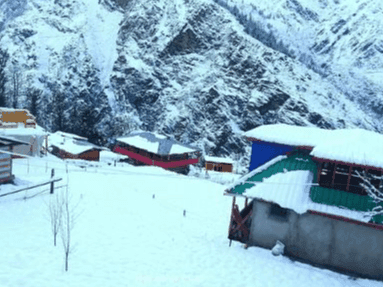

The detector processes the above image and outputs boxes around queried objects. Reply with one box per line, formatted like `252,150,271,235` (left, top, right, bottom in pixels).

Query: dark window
269,203,289,221
333,164,350,191
319,162,335,187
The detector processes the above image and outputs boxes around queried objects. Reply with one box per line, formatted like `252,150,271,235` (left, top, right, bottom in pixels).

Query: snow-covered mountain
0,0,382,171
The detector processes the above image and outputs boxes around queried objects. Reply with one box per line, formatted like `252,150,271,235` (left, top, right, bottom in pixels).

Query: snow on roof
54,131,87,141
310,129,383,169
117,135,159,154
116,132,200,155
226,155,287,192
0,124,47,136
204,155,234,164
169,144,196,154
49,131,104,155
244,124,332,147
245,124,383,169
243,170,371,223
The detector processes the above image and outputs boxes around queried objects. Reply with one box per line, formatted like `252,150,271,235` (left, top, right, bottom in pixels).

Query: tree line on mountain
0,47,112,145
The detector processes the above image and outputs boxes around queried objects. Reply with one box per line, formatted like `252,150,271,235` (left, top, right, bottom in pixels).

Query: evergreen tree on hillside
0,48,9,107
28,88,42,118
52,88,66,132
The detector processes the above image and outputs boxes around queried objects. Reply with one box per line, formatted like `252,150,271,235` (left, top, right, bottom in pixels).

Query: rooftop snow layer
169,144,196,154
0,124,47,136
116,132,200,155
245,124,383,169
54,131,87,141
117,136,160,154
49,132,104,155
204,156,234,164
243,170,372,222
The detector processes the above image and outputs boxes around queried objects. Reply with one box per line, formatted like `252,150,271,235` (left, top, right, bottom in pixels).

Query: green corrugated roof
230,152,317,195
230,152,383,223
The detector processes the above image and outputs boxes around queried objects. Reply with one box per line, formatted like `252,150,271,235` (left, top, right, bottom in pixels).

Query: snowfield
0,156,381,287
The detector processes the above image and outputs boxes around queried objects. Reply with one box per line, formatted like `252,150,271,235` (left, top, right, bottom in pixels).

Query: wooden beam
331,164,337,188
317,163,322,184
346,166,352,191
0,177,63,198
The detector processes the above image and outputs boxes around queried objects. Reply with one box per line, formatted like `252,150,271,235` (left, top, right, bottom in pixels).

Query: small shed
49,132,105,161
0,136,31,183
0,108,46,157
204,156,233,172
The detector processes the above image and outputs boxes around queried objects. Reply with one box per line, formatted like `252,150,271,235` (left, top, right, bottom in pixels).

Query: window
333,164,350,191
269,203,289,221
319,162,335,187
318,162,382,196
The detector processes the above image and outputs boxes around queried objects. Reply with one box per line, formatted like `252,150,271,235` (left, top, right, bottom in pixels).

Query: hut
113,132,201,174
0,108,46,157
226,124,383,281
49,131,105,161
204,156,234,172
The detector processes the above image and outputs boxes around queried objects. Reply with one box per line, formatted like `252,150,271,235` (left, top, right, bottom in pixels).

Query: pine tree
28,88,41,117
0,48,9,107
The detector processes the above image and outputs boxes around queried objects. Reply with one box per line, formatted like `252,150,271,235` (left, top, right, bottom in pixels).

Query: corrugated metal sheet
231,152,317,194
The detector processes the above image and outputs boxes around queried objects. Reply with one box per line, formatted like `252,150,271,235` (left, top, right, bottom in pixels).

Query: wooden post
317,163,321,184
228,196,236,247
50,169,55,194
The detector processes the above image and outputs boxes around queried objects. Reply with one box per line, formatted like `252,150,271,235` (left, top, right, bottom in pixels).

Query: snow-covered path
0,157,381,287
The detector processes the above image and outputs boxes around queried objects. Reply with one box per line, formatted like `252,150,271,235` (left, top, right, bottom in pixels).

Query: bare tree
357,171,383,217
61,184,81,272
49,191,63,246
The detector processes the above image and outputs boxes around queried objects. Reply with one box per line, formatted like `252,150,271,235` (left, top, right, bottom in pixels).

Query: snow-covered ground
0,155,381,287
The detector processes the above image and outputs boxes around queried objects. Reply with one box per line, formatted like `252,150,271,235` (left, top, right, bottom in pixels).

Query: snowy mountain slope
110,0,379,162
214,0,383,120
0,0,382,170
0,156,382,286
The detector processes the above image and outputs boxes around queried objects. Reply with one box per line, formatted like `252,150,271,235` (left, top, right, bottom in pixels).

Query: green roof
229,152,383,223
230,152,317,195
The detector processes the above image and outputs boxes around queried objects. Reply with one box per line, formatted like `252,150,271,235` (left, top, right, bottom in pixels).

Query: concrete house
226,124,383,280
0,136,31,183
